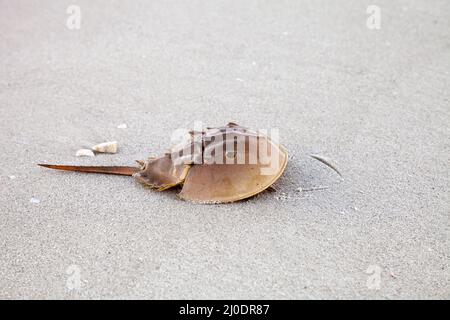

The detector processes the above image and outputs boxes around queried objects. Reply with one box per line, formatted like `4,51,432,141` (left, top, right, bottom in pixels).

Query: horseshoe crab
39,123,288,203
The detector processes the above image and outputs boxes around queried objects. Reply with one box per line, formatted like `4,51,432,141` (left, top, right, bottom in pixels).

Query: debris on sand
92,141,118,154
30,197,40,204
296,186,329,192
76,149,95,157
117,123,127,129
275,192,290,201
390,271,398,279
310,154,342,178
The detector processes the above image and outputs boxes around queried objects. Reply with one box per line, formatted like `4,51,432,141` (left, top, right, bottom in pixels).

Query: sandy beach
0,0,449,299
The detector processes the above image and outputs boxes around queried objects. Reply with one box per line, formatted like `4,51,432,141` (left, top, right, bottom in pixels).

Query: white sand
0,0,449,299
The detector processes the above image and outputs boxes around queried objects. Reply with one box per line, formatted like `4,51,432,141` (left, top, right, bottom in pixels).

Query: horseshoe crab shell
134,123,288,203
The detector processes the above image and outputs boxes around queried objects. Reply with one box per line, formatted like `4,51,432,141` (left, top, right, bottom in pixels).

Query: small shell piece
92,141,118,154
76,149,95,157
30,197,40,204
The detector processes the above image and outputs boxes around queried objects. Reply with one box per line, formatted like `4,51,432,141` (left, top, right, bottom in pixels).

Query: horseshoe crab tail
38,164,139,176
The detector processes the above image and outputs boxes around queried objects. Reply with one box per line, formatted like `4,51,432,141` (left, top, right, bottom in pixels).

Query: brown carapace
39,123,288,203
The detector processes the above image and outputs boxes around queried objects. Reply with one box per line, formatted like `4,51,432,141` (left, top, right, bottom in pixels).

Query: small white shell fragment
30,197,40,204
92,141,118,154
9,175,16,180
76,149,95,157
117,123,127,129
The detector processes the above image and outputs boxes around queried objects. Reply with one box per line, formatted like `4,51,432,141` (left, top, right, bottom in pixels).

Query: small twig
296,186,329,192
